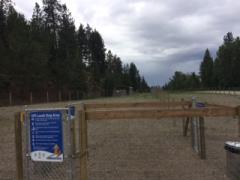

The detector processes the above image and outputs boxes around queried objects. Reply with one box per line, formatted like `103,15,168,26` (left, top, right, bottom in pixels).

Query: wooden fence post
82,104,88,157
68,91,71,101
77,91,80,100
58,91,62,102
46,91,49,103
9,92,12,105
182,118,185,134
199,116,206,159
190,117,194,148
183,117,190,136
71,117,76,155
30,92,33,104
181,98,185,135
182,99,190,137
15,112,23,180
190,98,196,149
79,103,88,180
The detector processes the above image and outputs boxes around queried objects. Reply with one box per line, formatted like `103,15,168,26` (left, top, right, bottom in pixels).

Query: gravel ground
0,93,239,180
87,116,238,180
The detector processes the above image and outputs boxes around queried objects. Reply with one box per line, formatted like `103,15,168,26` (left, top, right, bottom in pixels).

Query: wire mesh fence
20,108,78,180
191,117,200,153
0,90,85,107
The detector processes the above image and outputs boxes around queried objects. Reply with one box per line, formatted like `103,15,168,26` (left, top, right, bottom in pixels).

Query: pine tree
224,32,234,44
75,24,88,94
129,62,140,91
140,77,150,92
56,4,77,89
84,24,92,66
215,33,234,87
0,0,150,98
212,57,222,88
42,0,62,47
214,33,240,88
42,0,62,90
6,6,32,93
188,72,200,89
231,37,240,86
200,49,214,88
0,0,11,89
0,0,10,48
104,51,124,95
77,24,88,64
88,29,106,85
29,3,49,91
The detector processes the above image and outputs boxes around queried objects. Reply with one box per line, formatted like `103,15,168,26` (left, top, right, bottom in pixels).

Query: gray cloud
14,0,240,86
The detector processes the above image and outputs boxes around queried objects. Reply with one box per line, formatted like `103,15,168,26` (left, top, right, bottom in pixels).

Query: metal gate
191,117,200,152
22,107,75,180
191,98,206,158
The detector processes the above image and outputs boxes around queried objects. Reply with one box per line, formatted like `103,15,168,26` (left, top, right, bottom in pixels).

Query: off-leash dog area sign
19,107,75,180
30,111,63,162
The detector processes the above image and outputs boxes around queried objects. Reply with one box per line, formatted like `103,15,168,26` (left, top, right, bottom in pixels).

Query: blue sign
30,111,63,162
196,102,205,108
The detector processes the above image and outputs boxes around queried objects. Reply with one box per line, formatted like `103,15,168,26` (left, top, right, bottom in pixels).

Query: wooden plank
30,92,33,104
181,98,189,136
71,119,76,155
190,117,194,150
85,107,237,120
181,99,185,135
206,103,232,108
58,91,62,101
15,112,23,180
84,101,191,109
83,105,88,158
199,117,206,159
182,118,186,135
9,92,12,105
68,91,71,101
46,91,49,103
79,104,88,180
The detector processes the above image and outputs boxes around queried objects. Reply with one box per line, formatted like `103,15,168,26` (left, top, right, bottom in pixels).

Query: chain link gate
191,98,206,159
191,117,200,152
21,107,76,180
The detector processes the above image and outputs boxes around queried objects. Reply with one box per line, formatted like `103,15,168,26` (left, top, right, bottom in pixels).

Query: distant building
129,86,133,95
113,89,127,97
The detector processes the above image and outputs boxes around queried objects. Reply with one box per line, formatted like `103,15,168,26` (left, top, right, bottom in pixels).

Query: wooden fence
15,100,240,180
76,100,240,180
0,90,84,106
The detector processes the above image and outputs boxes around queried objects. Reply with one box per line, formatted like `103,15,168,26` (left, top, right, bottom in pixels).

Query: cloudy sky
14,0,240,86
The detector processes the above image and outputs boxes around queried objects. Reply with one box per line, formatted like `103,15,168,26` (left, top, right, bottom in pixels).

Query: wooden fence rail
85,107,238,120
84,101,191,109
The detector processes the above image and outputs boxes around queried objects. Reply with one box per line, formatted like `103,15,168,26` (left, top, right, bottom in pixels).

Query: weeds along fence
15,100,240,180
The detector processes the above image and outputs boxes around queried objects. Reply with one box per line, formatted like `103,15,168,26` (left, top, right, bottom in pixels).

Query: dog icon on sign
53,144,61,157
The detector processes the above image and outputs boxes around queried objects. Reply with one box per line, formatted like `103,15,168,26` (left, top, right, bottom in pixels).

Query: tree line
0,0,149,98
164,32,240,90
